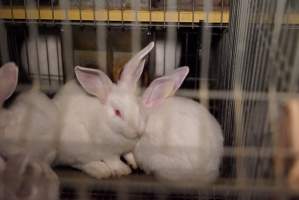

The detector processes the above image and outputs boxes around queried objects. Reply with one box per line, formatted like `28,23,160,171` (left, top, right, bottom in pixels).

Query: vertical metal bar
96,0,107,73
55,36,62,84
200,0,212,108
149,0,152,26
62,26,74,81
106,0,110,25
79,0,82,25
29,26,41,85
51,0,55,23
121,0,124,27
221,0,224,26
0,24,9,63
10,0,14,22
24,0,28,21
165,0,177,74
60,0,74,81
0,1,8,64
93,0,96,24
37,0,40,22
177,0,181,28
194,32,200,88
96,26,107,73
45,36,51,86
289,39,299,92
192,0,195,28
163,32,166,75
132,0,141,53
184,32,188,67
25,30,31,76
163,0,166,27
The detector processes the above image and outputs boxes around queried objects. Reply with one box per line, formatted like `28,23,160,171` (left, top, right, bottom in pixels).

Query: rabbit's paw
123,152,138,169
105,158,132,177
78,161,112,179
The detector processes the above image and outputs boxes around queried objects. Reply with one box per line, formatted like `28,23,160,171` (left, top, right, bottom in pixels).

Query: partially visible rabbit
0,62,59,178
53,42,154,179
134,66,224,183
21,34,63,88
0,153,59,200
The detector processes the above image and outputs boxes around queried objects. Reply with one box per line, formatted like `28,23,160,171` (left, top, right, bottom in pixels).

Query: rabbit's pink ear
119,42,154,88
142,77,175,108
0,62,18,105
75,66,112,104
142,66,189,108
168,66,189,92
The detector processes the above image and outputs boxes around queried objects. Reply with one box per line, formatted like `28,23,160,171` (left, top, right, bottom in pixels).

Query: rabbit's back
0,90,58,163
136,97,223,182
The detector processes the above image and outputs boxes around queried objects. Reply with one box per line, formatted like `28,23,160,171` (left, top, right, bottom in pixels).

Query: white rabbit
0,153,59,200
0,62,59,178
134,66,224,183
53,42,154,179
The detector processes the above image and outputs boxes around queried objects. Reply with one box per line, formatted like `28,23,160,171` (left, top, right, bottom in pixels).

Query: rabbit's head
75,42,154,140
142,66,189,108
0,62,18,131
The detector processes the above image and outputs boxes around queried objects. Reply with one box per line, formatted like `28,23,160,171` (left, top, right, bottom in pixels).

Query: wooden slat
0,6,230,23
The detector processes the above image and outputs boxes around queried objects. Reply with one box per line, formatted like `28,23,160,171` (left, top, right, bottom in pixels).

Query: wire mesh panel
0,0,298,200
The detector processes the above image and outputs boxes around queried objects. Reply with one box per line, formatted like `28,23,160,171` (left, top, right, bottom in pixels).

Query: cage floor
56,167,299,200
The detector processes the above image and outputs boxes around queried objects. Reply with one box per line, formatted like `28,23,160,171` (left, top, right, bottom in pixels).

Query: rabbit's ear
167,66,189,92
0,62,18,105
119,42,154,88
75,66,112,104
142,66,189,108
142,77,175,108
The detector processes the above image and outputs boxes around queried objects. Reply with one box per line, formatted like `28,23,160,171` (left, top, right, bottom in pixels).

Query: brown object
112,53,132,82
276,99,299,188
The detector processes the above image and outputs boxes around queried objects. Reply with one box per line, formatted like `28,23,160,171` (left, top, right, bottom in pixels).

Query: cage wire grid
0,0,298,199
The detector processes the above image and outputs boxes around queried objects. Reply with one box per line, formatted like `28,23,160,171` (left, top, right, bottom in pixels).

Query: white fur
134,67,224,183
0,63,59,198
0,154,59,200
135,97,223,182
54,81,140,163
0,90,59,163
0,63,58,164
53,42,154,179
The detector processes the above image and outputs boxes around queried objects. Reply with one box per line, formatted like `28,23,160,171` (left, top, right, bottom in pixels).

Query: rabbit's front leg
104,157,132,177
77,161,112,179
123,152,138,169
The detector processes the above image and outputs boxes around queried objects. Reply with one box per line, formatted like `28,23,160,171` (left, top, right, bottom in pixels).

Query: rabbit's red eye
114,109,122,118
